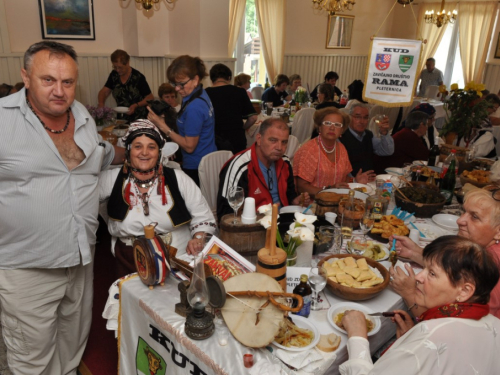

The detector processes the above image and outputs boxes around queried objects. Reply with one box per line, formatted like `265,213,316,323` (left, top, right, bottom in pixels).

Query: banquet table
117,268,405,375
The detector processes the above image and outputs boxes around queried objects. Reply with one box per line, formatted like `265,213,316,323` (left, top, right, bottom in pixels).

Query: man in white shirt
0,41,124,374
417,57,444,97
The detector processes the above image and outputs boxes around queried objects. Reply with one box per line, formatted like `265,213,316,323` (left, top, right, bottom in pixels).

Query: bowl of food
459,170,491,188
327,302,381,336
368,215,410,243
318,254,390,301
273,315,320,352
347,238,388,261
409,165,441,183
394,186,446,218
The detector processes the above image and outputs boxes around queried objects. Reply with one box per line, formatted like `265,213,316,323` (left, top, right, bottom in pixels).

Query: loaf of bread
316,333,341,352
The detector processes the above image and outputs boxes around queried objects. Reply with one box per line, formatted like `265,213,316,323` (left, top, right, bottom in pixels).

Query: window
434,22,464,88
234,0,267,86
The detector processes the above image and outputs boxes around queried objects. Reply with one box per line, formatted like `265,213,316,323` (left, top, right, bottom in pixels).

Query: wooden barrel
315,191,343,217
219,214,266,264
256,247,287,291
133,235,171,288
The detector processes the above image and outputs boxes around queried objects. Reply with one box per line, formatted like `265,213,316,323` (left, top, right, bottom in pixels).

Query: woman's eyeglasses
483,185,500,201
170,78,192,89
322,121,343,128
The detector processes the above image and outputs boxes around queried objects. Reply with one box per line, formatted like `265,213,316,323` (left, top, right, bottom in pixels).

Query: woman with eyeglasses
390,187,500,319
148,55,216,186
293,107,372,198
97,49,154,121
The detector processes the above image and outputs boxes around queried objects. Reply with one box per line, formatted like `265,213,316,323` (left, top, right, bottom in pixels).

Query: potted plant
85,105,115,130
439,81,489,144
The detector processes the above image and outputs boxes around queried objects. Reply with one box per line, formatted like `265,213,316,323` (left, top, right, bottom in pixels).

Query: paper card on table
189,235,256,281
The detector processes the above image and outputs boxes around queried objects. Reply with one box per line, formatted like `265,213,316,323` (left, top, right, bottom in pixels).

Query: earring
496,240,499,244
456,297,460,302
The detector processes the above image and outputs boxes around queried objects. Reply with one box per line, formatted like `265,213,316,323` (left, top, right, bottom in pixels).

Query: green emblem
399,55,414,73
136,337,166,375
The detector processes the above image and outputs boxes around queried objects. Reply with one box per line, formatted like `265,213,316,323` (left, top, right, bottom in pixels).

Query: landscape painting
38,0,95,40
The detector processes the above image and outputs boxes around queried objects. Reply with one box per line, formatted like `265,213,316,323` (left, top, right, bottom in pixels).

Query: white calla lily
298,227,315,242
294,212,317,224
257,204,272,215
258,215,273,229
287,227,302,238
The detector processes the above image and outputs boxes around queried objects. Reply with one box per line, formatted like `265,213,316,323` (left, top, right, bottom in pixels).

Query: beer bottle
292,274,312,317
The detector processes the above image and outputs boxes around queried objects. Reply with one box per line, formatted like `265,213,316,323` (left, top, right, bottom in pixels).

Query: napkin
274,347,336,374
248,358,284,375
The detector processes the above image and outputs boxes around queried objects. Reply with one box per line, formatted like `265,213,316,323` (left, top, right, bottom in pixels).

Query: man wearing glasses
340,102,394,177
98,49,154,121
217,118,310,220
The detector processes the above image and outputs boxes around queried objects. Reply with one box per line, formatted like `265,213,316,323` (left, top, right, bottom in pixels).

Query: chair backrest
285,134,300,163
198,150,234,216
250,86,264,100
291,108,316,144
424,85,440,99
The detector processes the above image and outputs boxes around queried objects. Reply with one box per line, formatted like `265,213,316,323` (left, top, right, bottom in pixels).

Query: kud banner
363,37,423,107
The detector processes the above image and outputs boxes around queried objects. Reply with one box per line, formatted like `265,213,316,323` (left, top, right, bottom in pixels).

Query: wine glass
374,114,387,125
309,266,327,311
227,186,244,224
359,211,375,241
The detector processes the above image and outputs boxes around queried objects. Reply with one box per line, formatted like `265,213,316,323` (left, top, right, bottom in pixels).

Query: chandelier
424,0,457,28
397,0,413,7
311,0,356,16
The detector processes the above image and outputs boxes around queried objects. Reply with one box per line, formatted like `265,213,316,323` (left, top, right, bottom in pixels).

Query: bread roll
316,333,341,352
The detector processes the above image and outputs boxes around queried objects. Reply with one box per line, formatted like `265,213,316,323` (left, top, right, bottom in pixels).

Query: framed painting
326,14,354,49
495,32,500,59
38,0,95,40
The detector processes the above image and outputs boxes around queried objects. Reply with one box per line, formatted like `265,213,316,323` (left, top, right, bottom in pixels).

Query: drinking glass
465,146,476,163
359,211,374,241
333,227,343,254
309,267,327,311
312,226,335,267
402,163,412,181
227,186,244,224
374,114,387,125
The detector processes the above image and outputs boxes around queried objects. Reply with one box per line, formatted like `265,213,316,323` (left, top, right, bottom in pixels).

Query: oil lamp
184,252,214,340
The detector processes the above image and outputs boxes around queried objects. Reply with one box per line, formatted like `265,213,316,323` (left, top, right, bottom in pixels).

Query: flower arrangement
85,105,115,126
294,86,309,105
439,81,489,139
257,204,316,259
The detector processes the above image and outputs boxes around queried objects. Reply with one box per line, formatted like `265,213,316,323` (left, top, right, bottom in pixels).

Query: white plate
412,160,427,166
346,240,389,261
385,168,403,176
327,302,381,337
432,214,459,231
113,106,129,114
413,223,453,242
279,205,313,215
162,142,179,158
348,183,374,195
272,315,320,352
322,188,369,202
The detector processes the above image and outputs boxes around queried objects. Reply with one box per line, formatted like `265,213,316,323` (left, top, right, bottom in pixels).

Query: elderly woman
315,83,341,110
148,55,217,186
391,187,500,318
293,108,372,197
234,72,253,99
340,236,500,375
99,120,217,277
206,63,257,153
97,49,154,121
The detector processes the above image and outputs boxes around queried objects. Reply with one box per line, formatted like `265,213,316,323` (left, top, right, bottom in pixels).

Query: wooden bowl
459,173,490,188
395,187,445,218
409,181,439,192
318,254,390,301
